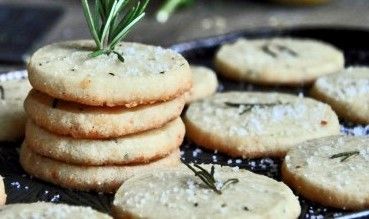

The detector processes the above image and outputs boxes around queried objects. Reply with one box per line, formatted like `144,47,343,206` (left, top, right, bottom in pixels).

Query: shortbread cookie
28,40,192,107
25,89,185,138
0,79,32,141
20,143,180,192
25,118,184,165
282,136,369,210
311,67,369,124
0,202,111,218
0,175,5,205
113,164,300,219
185,66,218,103
184,92,339,158
215,38,344,85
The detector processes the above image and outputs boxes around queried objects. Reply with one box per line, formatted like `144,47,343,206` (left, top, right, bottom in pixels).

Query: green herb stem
330,151,360,162
156,0,194,23
184,163,239,195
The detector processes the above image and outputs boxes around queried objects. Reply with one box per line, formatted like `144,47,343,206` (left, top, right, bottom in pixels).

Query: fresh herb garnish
224,101,283,115
184,163,239,195
52,99,59,108
330,150,360,162
156,0,194,23
0,85,4,100
81,0,149,62
261,44,298,58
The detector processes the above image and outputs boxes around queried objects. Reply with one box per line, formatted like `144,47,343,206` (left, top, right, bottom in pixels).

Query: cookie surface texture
282,135,369,210
25,89,185,138
28,40,192,107
184,92,340,158
185,65,218,103
113,164,301,219
0,79,32,141
25,118,184,165
0,175,5,205
0,202,111,219
20,143,180,193
311,67,369,124
215,38,344,85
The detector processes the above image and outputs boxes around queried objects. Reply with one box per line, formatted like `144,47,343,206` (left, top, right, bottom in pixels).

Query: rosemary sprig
156,0,194,23
261,44,298,58
0,85,4,100
224,101,284,115
330,150,360,162
81,0,149,62
184,163,239,195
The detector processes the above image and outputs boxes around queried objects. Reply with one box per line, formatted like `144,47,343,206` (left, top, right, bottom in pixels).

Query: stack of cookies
20,40,192,192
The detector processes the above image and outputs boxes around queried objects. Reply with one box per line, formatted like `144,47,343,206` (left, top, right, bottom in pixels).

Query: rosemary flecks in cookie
184,163,239,195
330,151,360,162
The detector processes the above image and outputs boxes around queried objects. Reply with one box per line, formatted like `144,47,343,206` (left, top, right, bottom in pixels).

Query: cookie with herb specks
28,40,192,107
112,164,301,219
185,66,218,104
215,38,344,85
25,118,184,165
0,202,111,218
20,143,180,193
25,89,185,139
0,175,5,205
311,67,369,124
282,135,369,210
184,92,340,158
0,79,32,141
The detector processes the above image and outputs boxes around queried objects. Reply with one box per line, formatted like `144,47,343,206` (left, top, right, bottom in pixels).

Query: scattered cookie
215,38,344,85
28,40,192,107
184,92,340,158
25,118,184,165
0,175,5,206
0,79,32,141
282,135,369,210
20,143,180,192
0,202,111,218
185,66,218,103
113,164,301,219
311,67,369,124
25,89,185,138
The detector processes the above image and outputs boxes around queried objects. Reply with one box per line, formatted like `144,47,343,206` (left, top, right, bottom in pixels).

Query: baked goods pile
20,40,191,192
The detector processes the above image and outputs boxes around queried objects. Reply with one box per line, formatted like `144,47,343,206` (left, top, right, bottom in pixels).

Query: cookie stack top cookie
28,40,191,107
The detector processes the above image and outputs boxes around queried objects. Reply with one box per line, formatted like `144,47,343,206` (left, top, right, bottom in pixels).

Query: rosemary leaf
330,150,360,162
0,85,4,100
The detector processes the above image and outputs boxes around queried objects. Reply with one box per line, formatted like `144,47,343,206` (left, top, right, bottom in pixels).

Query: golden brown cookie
311,67,369,124
113,164,301,219
0,175,5,206
20,143,181,193
184,92,340,158
28,40,192,107
282,135,369,210
25,89,185,139
215,38,344,85
25,118,184,165
185,66,218,104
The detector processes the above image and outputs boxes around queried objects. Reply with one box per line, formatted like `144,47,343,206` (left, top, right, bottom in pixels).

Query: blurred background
0,0,369,70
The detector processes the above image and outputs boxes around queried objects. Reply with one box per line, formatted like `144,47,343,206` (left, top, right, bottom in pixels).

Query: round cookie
311,67,369,124
20,143,180,193
112,164,301,219
28,40,192,107
184,92,340,158
25,89,185,139
0,202,111,218
185,66,218,104
282,135,369,210
0,79,32,141
215,38,344,85
0,175,5,205
25,118,184,165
